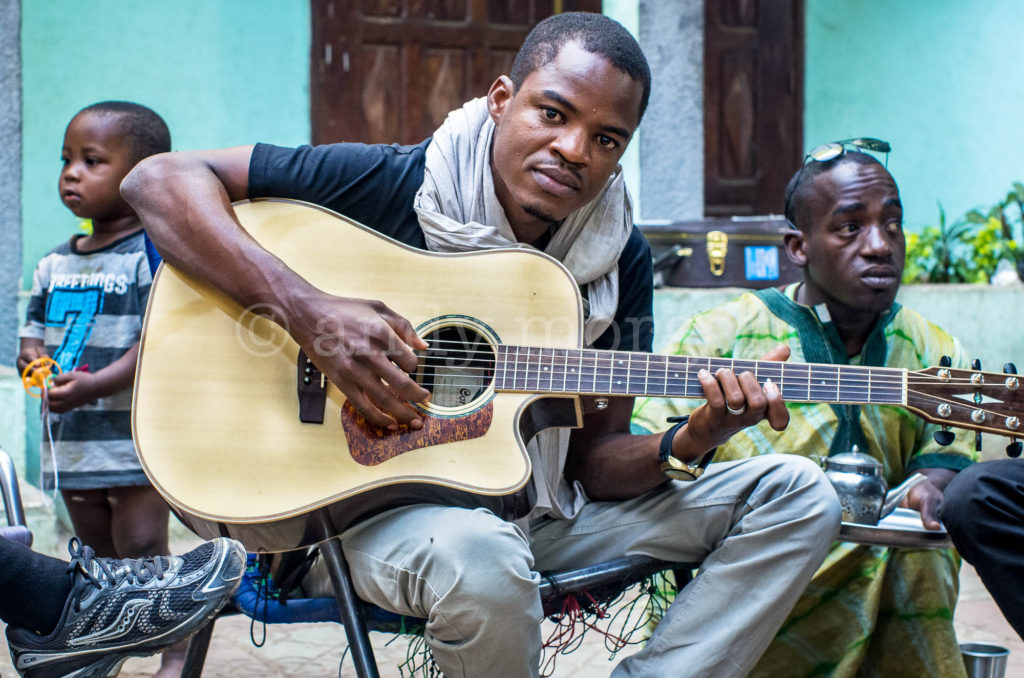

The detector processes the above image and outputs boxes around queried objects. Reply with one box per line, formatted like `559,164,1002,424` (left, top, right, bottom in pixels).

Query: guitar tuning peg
933,429,956,446
1007,440,1022,458
976,432,983,453
939,355,952,368
972,358,982,371
1005,363,1018,375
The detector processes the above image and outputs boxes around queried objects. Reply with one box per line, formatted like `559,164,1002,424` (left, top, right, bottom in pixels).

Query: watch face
663,467,698,482
661,459,700,482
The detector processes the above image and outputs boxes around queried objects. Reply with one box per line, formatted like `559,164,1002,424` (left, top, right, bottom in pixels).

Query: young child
16,101,188,677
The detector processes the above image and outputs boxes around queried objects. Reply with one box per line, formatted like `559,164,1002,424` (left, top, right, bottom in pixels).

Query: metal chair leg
315,511,380,678
0,447,27,527
0,447,31,547
180,618,217,678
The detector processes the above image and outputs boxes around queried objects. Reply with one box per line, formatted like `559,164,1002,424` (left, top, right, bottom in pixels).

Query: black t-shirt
248,141,654,352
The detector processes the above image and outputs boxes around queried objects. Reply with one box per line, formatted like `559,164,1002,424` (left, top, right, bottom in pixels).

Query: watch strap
659,415,717,481
659,415,690,463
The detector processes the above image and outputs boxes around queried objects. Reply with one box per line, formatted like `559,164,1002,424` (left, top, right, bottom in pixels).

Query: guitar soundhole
415,325,495,411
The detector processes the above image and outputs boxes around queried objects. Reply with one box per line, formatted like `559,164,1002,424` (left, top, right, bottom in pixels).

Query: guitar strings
421,339,1007,383
410,369,1006,407
409,340,1017,428
411,368,1004,405
412,362,993,393
415,356,996,387
402,375,1017,430
410,369,908,394
415,357,909,387
414,361,941,389
412,363,909,387
413,342,1011,392
424,338,1000,381
408,379,901,402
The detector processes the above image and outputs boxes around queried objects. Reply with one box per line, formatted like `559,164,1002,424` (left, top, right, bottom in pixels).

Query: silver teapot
823,446,926,525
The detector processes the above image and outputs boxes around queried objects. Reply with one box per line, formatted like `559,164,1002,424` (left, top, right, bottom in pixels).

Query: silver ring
594,397,609,411
726,403,746,416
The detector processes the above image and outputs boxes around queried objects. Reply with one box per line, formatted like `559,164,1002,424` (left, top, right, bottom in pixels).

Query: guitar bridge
297,350,326,424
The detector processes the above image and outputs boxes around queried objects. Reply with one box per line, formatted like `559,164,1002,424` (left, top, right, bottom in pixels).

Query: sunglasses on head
784,137,892,227
805,137,891,164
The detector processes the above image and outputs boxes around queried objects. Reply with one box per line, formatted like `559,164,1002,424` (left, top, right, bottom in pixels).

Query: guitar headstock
906,361,1024,441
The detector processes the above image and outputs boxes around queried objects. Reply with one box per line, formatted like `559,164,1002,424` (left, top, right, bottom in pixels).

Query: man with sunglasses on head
635,139,975,678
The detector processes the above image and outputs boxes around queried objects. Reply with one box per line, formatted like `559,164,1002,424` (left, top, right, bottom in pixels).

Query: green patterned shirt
634,284,976,483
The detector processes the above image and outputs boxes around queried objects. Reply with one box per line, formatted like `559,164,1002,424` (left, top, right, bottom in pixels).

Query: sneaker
6,536,246,678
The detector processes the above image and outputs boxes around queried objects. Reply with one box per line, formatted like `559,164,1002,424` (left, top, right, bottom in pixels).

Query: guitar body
133,199,585,552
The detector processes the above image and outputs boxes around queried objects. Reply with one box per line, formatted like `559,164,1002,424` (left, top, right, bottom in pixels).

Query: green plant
902,204,978,283
903,184,1024,284
966,182,1024,242
969,215,1019,282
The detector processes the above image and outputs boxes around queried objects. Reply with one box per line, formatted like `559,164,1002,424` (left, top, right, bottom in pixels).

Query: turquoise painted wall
805,1,1024,234
18,0,310,484
601,0,642,216
21,0,311,287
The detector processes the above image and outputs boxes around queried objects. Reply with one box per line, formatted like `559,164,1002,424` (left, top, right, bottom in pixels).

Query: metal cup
961,642,1009,678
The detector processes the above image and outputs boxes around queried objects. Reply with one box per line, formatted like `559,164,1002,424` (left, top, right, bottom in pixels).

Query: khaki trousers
313,455,840,678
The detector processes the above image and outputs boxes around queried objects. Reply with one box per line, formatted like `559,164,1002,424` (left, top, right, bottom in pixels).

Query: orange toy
21,357,61,398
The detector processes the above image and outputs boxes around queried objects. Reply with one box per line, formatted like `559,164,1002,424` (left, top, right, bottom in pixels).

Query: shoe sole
61,656,126,678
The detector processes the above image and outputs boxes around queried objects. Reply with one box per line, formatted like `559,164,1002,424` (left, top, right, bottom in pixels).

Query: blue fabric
144,230,163,274
231,567,340,624
231,555,420,632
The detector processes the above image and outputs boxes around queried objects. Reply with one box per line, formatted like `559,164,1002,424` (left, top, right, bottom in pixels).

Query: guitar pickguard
342,399,494,466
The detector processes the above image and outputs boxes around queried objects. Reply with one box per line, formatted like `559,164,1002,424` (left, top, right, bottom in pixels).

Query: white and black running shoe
6,536,245,678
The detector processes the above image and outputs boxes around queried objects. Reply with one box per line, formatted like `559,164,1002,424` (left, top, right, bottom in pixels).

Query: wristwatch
659,415,716,481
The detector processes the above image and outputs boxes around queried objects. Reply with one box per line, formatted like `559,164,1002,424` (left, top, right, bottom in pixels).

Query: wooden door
704,0,804,217
311,0,601,146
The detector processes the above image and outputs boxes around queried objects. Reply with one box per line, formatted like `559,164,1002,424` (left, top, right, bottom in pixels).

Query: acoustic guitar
133,199,1024,552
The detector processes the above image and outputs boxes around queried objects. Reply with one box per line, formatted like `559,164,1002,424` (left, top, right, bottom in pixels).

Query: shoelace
65,537,170,613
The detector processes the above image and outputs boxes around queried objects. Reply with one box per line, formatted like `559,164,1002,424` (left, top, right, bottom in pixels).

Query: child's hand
16,344,48,374
46,371,101,413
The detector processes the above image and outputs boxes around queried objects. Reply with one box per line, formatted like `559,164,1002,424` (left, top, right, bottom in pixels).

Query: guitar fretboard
493,346,906,405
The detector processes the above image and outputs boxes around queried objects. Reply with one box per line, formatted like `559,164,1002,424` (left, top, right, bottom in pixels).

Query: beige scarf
414,97,633,347
413,97,635,521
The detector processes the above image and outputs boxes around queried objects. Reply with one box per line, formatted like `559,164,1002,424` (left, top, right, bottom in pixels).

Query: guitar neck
493,346,907,406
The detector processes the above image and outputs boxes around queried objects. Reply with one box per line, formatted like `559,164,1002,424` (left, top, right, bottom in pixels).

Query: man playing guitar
122,13,841,677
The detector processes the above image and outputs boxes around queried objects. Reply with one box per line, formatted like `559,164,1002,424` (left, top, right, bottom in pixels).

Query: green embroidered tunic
634,284,975,678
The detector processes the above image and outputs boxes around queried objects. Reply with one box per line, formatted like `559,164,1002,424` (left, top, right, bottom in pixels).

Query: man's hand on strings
294,291,430,430
680,344,792,454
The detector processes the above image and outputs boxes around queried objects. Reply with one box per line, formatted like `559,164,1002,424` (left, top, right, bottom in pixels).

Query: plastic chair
181,509,695,678
0,446,32,547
